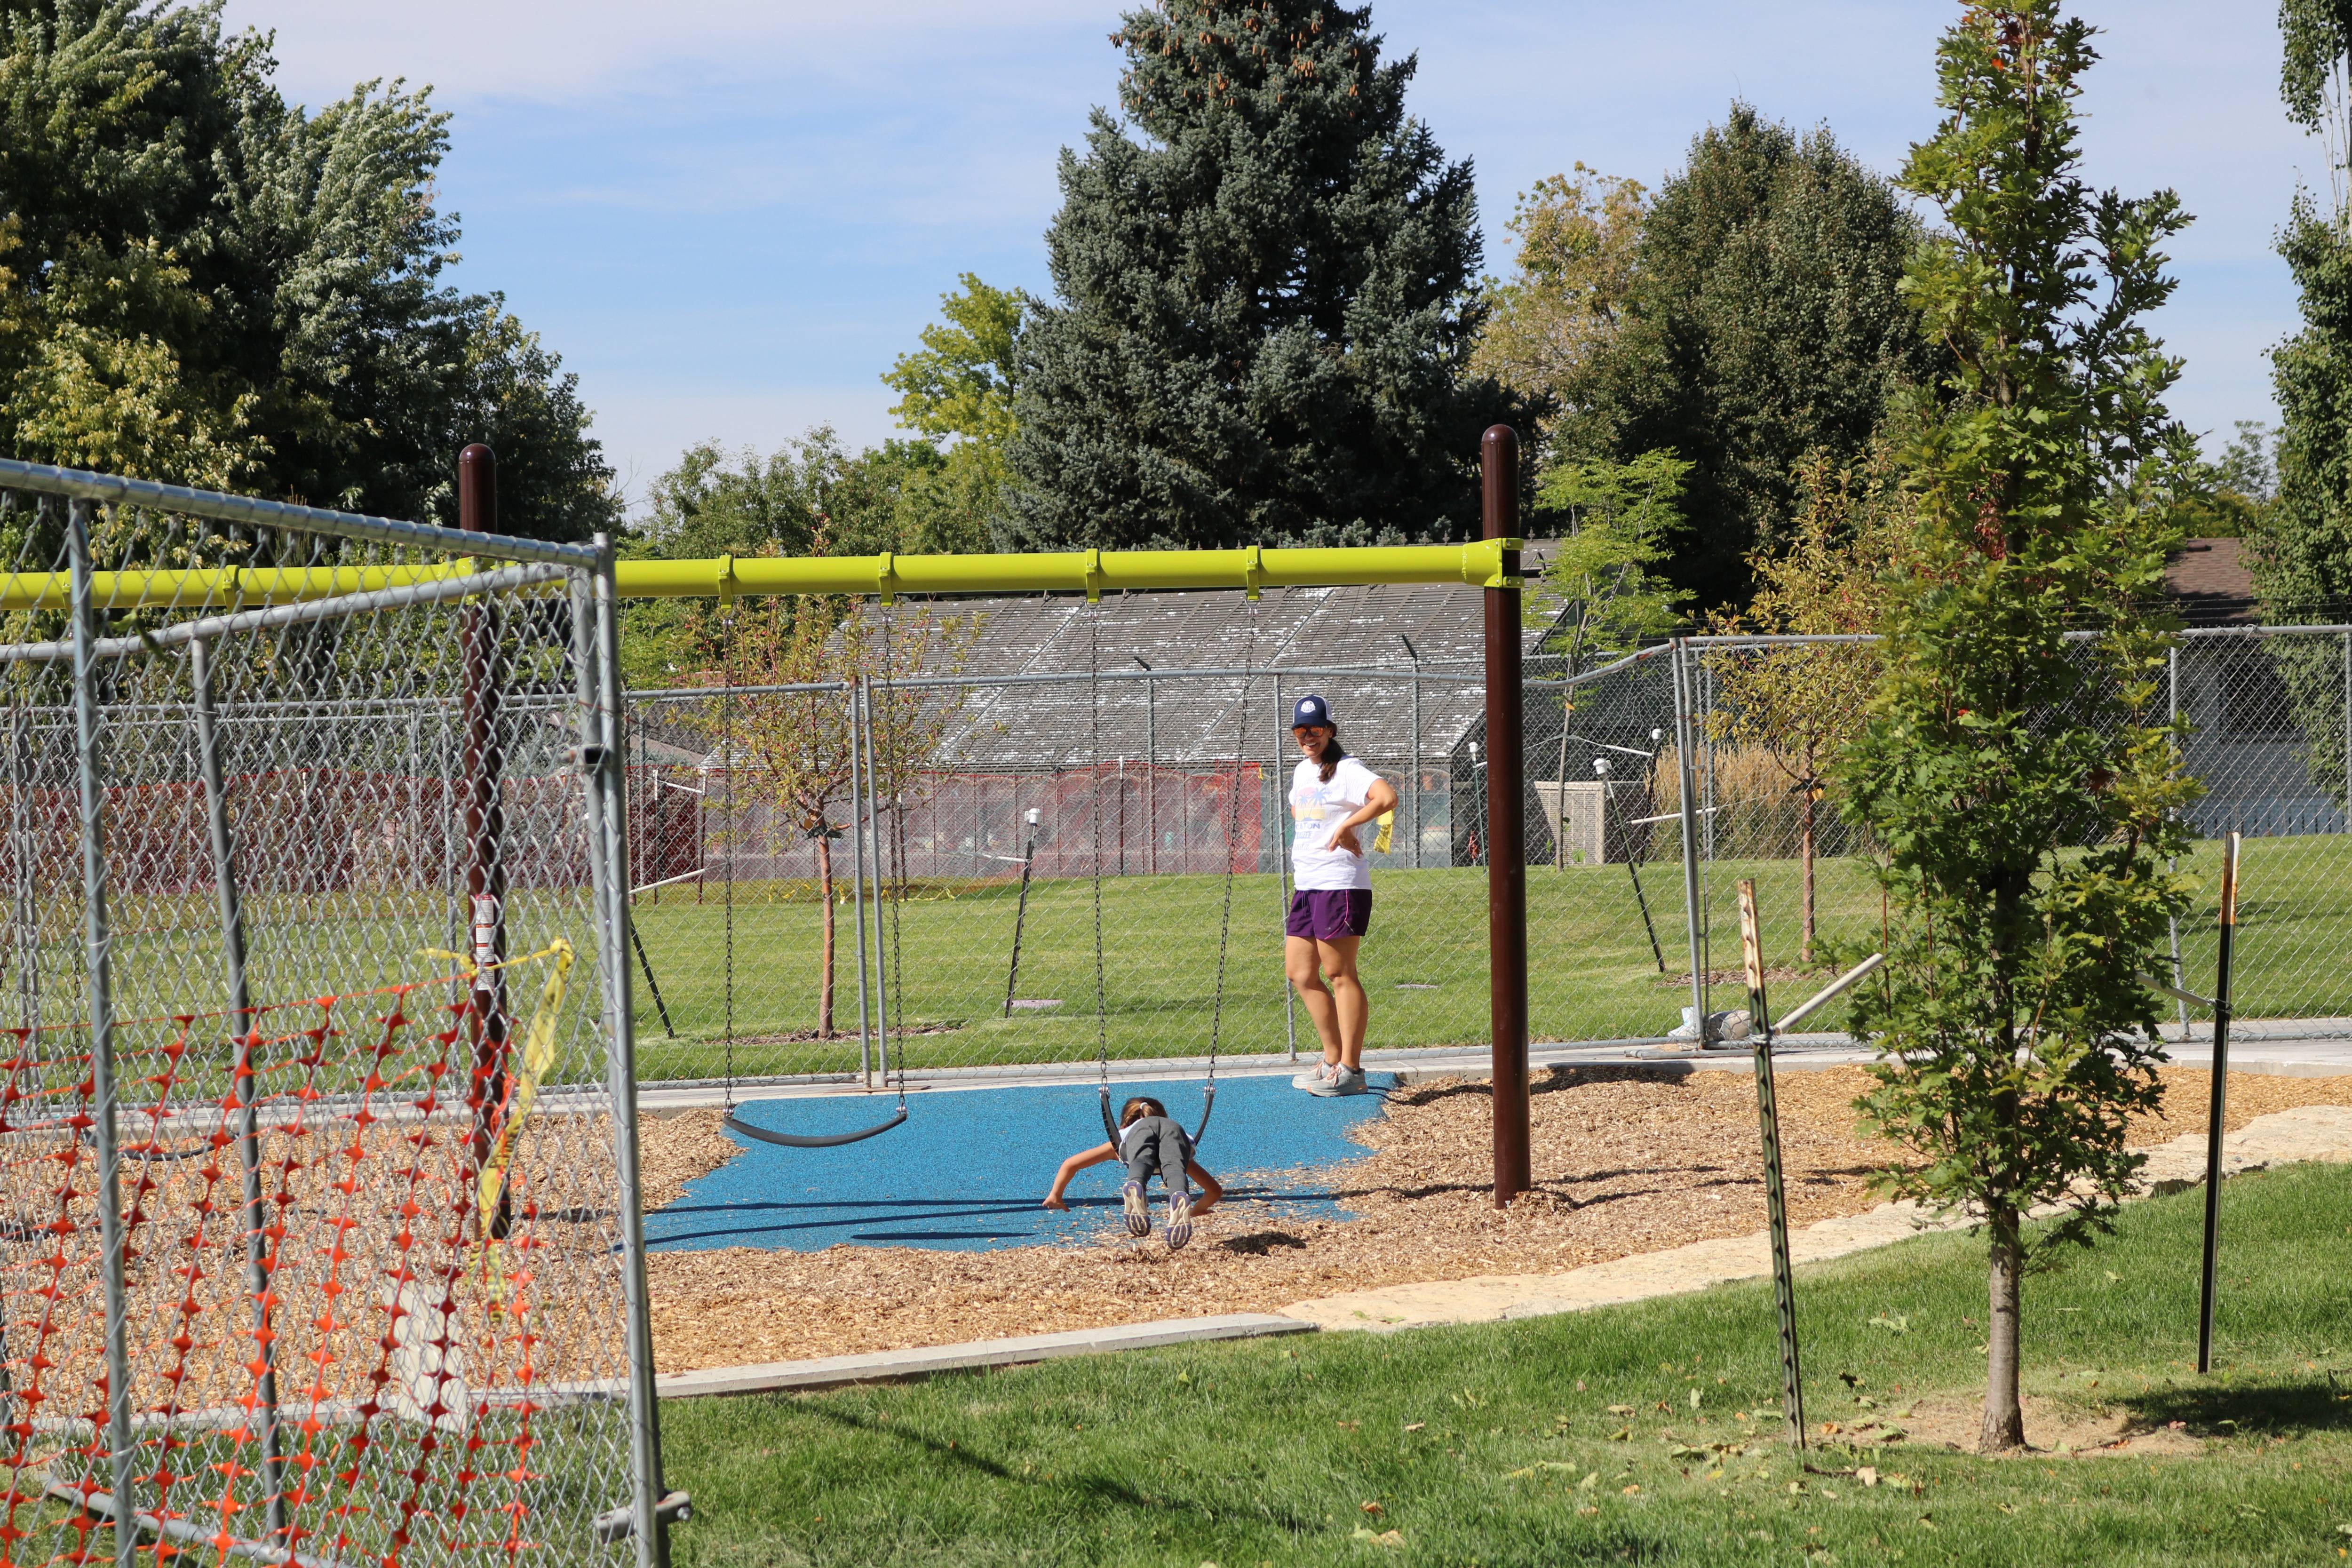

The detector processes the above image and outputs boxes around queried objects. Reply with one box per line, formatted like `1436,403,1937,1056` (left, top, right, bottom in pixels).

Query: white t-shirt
1289,756,1383,891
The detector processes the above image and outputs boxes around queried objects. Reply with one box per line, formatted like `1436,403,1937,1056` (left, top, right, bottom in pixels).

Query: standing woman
1283,695,1398,1097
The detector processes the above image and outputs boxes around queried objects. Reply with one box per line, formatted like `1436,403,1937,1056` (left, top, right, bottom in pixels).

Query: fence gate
0,461,667,1567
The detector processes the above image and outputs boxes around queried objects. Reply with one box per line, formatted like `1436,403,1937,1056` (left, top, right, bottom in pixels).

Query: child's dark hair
1120,1096,1166,1127
1311,723,1347,784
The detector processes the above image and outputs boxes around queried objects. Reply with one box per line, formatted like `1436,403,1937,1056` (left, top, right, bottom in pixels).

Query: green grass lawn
628,832,2352,1082
660,1161,2352,1566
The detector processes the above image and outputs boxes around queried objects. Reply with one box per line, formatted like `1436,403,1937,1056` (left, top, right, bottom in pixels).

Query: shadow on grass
796,1401,1329,1537
2121,1375,2352,1437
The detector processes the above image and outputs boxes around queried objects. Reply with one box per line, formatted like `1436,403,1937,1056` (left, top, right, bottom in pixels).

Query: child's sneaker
1291,1060,1335,1090
1165,1189,1193,1250
1307,1067,1367,1097
1121,1180,1151,1236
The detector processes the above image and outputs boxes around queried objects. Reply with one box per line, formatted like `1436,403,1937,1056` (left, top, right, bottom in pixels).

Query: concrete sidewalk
1279,1104,2352,1332
635,1021,2352,1114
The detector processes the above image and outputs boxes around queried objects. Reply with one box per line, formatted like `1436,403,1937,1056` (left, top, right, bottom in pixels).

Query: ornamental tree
1835,2,2201,1454
1007,0,1517,548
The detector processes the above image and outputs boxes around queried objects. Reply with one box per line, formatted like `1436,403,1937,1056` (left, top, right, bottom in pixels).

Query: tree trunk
1799,787,1817,965
1981,1201,2026,1452
816,829,836,1039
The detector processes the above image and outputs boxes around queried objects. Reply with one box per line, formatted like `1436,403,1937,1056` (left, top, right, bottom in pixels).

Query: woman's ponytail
1317,725,1348,784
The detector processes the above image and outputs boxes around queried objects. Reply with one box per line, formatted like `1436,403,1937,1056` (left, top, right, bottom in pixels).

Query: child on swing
1041,1096,1223,1249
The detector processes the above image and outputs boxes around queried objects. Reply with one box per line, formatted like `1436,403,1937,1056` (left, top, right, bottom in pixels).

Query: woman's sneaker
1166,1189,1194,1250
1121,1180,1152,1236
1307,1067,1368,1097
1292,1060,1336,1090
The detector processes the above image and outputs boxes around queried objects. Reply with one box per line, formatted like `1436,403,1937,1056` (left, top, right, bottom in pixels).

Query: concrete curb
636,1033,2352,1113
656,1313,1316,1399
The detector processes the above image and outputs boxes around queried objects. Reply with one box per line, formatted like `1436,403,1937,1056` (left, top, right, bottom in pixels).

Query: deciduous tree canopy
0,0,613,540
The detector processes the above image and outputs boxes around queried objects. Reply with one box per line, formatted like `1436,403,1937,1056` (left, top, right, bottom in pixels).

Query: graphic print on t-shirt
1289,756,1382,892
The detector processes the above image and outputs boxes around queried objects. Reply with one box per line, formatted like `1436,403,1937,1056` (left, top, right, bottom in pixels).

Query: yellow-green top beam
620,541,1519,600
0,539,1520,613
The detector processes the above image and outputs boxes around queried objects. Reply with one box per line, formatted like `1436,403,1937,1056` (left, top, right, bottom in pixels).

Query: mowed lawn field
662,1159,2352,1567
627,833,2352,1082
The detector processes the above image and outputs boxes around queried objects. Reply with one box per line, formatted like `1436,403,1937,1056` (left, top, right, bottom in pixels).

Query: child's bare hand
1331,822,1363,857
1041,1196,1069,1211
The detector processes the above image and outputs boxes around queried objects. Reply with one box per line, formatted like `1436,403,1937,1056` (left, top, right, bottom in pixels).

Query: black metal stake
1616,804,1666,975
629,919,676,1038
2196,830,2242,1376
1003,809,1040,1017
1739,878,1806,1449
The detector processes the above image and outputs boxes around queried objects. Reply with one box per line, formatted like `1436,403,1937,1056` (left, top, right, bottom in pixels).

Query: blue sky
220,0,2309,508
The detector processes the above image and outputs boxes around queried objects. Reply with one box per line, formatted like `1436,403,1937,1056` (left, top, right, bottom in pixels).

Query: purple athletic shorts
1286,888,1373,941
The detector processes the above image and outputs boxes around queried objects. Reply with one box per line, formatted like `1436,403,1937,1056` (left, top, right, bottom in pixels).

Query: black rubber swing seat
722,1104,907,1149
1098,1082,1215,1146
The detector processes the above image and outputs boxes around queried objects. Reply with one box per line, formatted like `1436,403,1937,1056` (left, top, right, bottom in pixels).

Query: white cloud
219,0,1109,105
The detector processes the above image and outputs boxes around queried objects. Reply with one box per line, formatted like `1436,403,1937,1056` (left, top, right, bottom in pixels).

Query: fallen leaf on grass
1349,1527,1404,1548
1402,1422,1424,1432
1857,1467,1879,1488
1607,1404,1636,1416
1504,1461,1579,1481
1360,1502,1383,1517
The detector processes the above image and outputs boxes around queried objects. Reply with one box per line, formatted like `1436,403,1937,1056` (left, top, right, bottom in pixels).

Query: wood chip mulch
638,1065,2352,1373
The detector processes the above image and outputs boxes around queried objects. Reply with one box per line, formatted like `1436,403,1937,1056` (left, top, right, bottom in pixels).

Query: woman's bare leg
1286,935,1342,1063
1317,935,1367,1071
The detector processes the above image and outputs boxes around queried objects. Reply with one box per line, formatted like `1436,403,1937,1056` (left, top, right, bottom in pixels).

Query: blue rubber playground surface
643,1071,1395,1253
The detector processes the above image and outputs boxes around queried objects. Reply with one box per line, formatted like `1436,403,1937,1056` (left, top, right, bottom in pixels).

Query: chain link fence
617,618,2352,1087
0,465,665,1566
617,637,1700,1086
1680,628,2352,1038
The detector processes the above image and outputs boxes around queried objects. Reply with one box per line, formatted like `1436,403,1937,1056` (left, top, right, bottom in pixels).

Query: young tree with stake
1837,1,2201,1454
697,574,972,1040
1708,446,1913,963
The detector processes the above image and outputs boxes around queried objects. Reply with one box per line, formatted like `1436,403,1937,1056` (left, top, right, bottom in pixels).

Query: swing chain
1201,596,1258,1119
877,593,910,1113
1089,598,1111,1072
721,593,736,1112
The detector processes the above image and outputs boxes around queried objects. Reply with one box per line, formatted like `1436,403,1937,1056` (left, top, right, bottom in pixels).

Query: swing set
699,524,1271,1152
640,432,1538,1182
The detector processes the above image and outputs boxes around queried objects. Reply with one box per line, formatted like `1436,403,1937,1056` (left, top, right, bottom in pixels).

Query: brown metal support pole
1483,425,1531,1205
459,442,512,1241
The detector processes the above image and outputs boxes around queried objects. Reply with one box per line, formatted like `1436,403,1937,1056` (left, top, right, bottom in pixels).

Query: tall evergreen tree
1006,0,1514,549
1574,105,1940,608
0,0,614,541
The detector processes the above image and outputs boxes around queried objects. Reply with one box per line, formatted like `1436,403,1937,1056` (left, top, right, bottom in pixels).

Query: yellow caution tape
462,939,575,1290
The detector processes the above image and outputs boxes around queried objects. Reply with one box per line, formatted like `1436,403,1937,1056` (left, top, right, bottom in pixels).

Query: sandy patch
1849,1393,2206,1458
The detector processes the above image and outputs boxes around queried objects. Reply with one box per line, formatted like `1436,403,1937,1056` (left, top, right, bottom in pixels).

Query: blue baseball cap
1291,694,1334,730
